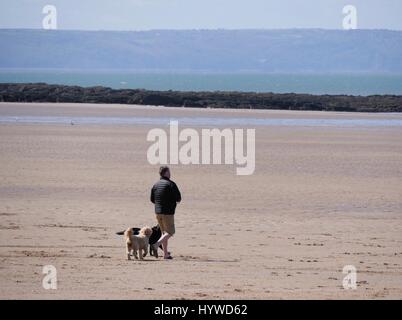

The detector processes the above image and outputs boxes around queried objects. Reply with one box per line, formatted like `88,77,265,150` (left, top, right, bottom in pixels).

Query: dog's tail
124,228,133,245
116,227,141,236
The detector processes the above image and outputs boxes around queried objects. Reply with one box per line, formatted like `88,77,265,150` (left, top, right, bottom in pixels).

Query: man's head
159,166,170,179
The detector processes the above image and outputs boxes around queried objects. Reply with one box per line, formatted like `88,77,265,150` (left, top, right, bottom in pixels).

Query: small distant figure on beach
150,166,181,260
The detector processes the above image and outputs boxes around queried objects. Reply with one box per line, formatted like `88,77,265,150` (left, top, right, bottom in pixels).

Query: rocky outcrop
1,83,401,112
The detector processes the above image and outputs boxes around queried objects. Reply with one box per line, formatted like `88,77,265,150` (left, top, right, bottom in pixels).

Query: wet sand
0,102,401,299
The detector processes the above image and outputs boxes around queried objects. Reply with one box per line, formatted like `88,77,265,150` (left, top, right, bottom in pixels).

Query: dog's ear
142,227,152,236
124,228,133,237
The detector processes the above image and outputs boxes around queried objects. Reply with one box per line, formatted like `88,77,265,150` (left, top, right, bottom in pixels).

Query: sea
1,70,402,96
1,116,402,128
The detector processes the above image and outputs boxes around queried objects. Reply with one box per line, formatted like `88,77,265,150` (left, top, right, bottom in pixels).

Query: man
150,166,181,259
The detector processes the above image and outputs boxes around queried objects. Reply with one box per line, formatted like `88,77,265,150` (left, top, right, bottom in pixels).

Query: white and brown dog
124,226,153,260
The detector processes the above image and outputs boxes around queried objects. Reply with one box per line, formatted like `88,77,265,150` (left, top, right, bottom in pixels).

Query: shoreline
2,101,402,115
1,102,402,126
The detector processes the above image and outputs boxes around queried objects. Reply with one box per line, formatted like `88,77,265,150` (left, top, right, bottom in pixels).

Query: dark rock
0,83,401,112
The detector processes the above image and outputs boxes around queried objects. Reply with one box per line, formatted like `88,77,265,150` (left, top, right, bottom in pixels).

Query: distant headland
1,83,401,112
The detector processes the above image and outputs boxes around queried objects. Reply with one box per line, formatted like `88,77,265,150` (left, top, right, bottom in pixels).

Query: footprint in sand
87,253,111,259
0,225,20,230
196,292,208,297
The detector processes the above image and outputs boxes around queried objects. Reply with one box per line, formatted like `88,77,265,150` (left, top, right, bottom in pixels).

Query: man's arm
173,183,181,203
150,185,155,204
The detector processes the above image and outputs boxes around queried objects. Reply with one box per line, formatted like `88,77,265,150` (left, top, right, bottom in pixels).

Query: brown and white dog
117,225,162,258
124,226,153,260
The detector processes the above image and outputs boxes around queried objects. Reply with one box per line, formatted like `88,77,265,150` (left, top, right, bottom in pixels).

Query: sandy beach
0,102,401,299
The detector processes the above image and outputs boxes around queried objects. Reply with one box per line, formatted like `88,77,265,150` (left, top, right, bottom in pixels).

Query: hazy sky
1,0,401,31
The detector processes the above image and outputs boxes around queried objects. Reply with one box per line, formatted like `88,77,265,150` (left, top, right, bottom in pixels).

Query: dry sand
0,102,401,299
